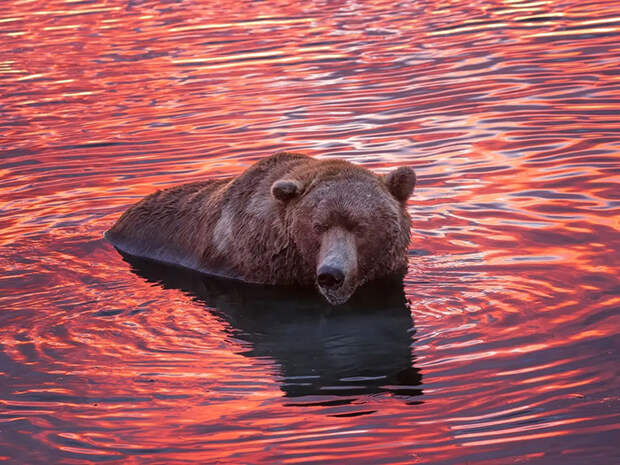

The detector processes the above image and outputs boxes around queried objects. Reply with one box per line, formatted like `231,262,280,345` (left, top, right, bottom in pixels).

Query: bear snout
317,264,345,289
316,227,359,305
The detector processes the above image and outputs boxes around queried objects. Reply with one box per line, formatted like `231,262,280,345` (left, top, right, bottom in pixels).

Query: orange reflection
1,0,619,463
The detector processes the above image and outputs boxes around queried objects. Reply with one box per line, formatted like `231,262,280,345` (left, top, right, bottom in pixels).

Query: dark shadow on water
121,253,423,400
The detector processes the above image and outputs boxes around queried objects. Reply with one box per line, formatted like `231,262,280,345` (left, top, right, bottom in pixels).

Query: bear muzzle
316,227,358,305
317,264,345,289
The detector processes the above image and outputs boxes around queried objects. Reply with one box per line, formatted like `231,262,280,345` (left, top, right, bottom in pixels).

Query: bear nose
317,265,345,289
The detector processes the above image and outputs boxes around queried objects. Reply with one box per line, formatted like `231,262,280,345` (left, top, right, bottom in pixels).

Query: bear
104,151,416,305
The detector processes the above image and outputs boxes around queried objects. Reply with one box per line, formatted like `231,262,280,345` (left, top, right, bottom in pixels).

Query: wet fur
105,152,413,292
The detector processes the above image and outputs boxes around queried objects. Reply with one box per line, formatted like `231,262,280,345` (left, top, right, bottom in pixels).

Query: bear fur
105,152,416,304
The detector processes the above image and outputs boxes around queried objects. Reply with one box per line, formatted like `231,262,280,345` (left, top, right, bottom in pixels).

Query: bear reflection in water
122,253,423,400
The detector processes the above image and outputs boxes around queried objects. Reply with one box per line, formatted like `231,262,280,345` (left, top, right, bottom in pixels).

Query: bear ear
385,166,416,202
271,179,303,202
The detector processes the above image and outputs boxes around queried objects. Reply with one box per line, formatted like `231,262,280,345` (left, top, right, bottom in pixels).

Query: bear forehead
308,179,391,203
305,180,400,218
311,177,387,198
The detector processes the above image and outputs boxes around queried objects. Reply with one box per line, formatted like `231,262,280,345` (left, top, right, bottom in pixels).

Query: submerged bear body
105,152,415,304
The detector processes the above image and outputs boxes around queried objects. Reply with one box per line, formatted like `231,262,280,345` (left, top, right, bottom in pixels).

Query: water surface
1,0,619,464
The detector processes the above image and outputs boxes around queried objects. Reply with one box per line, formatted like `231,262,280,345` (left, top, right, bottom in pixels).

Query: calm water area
1,0,619,464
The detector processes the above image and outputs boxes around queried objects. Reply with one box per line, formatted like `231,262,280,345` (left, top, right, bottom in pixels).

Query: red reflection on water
1,0,620,464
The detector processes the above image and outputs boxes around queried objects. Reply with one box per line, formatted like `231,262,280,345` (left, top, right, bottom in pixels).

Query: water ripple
1,0,619,464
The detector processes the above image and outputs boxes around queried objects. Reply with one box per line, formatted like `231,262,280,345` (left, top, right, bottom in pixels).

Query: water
1,0,619,463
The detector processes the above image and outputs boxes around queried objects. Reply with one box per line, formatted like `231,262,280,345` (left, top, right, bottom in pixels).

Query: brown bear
105,151,416,305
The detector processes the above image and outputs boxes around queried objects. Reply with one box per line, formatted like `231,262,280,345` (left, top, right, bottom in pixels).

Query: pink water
1,0,619,464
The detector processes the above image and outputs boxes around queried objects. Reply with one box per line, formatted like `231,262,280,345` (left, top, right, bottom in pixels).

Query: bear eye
352,223,366,235
313,222,327,234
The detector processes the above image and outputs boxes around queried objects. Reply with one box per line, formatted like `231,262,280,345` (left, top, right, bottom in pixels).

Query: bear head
271,163,415,305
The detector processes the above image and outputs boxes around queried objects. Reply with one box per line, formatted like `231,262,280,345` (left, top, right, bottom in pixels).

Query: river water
1,0,619,464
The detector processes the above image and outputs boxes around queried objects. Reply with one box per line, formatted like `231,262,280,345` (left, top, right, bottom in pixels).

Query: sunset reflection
1,0,619,464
